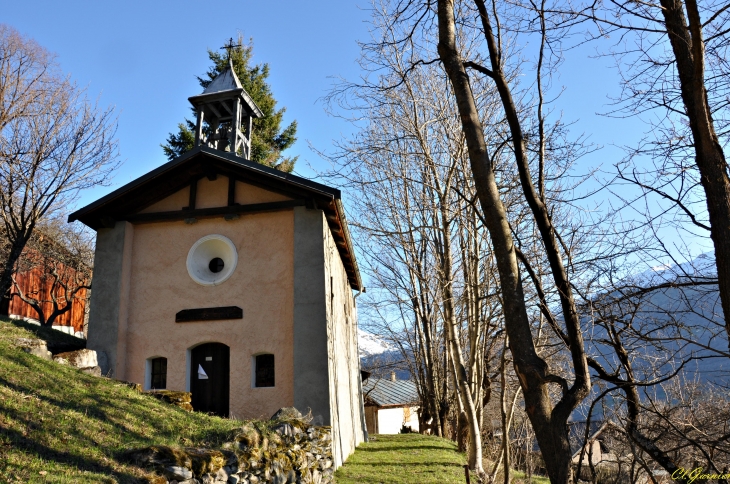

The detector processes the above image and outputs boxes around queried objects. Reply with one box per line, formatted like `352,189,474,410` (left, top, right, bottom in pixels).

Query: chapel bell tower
188,43,263,160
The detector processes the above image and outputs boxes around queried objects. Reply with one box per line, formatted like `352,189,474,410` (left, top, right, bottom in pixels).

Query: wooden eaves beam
125,199,305,224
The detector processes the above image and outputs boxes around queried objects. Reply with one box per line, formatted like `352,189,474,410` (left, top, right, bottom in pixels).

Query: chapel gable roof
188,65,263,119
68,146,361,290
203,66,243,93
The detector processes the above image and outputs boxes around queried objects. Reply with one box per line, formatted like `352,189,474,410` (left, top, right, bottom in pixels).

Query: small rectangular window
255,354,275,387
151,357,167,389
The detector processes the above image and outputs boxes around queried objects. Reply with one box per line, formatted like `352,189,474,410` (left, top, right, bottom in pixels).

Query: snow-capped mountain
357,329,396,358
357,329,413,379
627,251,716,286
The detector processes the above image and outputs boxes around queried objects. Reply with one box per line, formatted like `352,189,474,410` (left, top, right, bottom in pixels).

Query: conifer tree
162,35,297,172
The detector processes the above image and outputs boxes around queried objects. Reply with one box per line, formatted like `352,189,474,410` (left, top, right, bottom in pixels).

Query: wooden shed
1,233,89,337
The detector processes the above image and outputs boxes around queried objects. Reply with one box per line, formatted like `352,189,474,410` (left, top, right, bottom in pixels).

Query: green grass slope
334,433,468,484
0,317,241,483
334,433,552,484
3,318,87,354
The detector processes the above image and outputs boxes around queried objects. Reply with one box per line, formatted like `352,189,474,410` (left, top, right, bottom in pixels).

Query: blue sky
3,0,372,207
5,1,632,201
5,1,709,260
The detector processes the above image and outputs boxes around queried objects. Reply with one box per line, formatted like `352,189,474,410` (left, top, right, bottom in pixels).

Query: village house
569,420,611,467
363,372,420,435
68,60,366,467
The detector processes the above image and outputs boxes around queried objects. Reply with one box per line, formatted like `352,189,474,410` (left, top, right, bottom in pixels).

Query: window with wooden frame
150,357,167,390
255,354,275,387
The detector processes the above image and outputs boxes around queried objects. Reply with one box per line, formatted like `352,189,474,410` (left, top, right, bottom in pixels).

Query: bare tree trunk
441,348,450,439
500,348,511,484
598,322,683,477
446,317,470,453
0,235,30,311
414,300,442,436
658,0,730,348
490,356,522,484
436,1,590,481
438,201,484,473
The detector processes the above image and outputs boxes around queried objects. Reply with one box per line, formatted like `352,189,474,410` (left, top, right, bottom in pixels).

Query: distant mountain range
357,329,412,380
585,251,728,387
629,251,717,285
356,253,729,391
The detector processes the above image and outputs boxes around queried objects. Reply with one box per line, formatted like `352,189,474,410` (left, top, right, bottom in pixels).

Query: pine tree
162,35,297,172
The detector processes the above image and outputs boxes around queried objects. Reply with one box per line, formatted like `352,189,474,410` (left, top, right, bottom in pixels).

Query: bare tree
329,0,604,478
435,0,596,480
575,255,730,480
575,0,730,345
323,16,514,468
0,24,118,308
10,215,93,327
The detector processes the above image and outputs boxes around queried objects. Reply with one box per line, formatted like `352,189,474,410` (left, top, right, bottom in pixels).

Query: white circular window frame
186,234,238,286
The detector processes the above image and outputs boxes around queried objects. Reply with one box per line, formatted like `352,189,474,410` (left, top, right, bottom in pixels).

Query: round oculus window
186,234,238,286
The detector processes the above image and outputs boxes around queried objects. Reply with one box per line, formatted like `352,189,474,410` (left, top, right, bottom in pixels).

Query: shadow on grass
3,319,86,353
0,351,234,448
357,444,459,452
0,425,140,483
0,371,232,448
0,360,165,443
345,461,464,467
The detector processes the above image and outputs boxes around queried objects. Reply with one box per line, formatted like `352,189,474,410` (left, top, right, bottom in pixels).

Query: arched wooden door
190,343,229,417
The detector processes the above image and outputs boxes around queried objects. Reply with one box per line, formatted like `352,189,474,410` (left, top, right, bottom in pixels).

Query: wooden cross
221,38,241,61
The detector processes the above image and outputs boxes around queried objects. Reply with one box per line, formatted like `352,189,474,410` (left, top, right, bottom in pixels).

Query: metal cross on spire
221,37,241,63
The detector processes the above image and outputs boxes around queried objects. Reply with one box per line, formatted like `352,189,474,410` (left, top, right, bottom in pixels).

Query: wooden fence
8,264,88,333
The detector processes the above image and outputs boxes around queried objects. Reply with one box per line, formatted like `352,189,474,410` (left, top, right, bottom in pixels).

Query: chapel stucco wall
121,211,295,420
86,180,363,462
292,207,330,422
137,177,293,215
137,186,190,214
86,221,134,377
323,211,365,467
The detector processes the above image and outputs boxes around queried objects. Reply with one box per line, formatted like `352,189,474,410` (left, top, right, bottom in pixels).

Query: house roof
68,146,362,290
362,378,419,407
569,420,609,458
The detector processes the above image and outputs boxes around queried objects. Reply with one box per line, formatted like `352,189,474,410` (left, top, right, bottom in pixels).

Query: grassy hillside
0,316,549,483
0,317,241,483
2,318,87,354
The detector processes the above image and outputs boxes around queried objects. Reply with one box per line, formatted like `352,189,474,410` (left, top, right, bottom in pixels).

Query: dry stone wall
145,390,194,412
129,408,334,484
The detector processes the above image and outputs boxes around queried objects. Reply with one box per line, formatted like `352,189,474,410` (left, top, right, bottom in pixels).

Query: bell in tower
188,50,263,159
